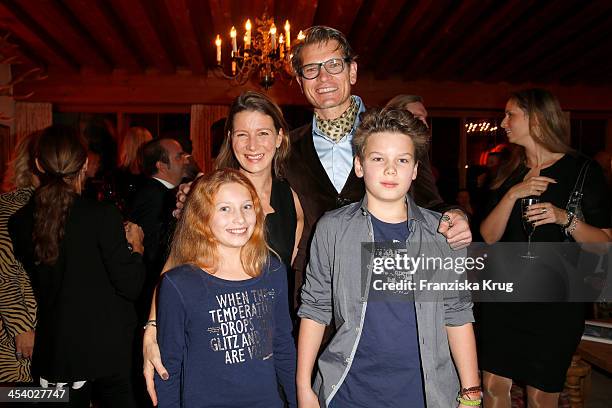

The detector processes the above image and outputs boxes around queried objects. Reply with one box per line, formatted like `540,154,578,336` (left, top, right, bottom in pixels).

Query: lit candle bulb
230,26,237,54
215,35,222,64
245,19,252,49
243,34,249,57
297,30,305,40
270,23,277,50
284,20,291,50
279,34,285,58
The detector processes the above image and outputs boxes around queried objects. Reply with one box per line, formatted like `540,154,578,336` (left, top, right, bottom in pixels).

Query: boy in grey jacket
297,108,481,408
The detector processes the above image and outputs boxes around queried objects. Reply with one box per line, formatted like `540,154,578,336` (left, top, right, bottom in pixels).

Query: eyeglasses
299,57,351,80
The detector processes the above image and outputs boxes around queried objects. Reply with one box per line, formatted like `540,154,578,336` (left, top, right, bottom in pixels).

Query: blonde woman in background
0,131,38,383
116,126,153,210
119,126,153,174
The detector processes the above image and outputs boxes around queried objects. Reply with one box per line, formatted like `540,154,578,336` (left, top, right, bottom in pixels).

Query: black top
129,178,176,270
266,178,297,270
489,153,610,242
478,153,611,392
9,197,145,381
128,177,176,319
113,167,148,215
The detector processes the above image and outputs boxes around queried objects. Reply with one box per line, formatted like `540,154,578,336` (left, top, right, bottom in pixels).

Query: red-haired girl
154,168,296,407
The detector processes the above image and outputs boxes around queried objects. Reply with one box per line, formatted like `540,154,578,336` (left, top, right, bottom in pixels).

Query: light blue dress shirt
312,96,366,193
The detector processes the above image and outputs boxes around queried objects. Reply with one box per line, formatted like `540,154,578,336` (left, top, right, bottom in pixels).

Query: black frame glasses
299,57,352,80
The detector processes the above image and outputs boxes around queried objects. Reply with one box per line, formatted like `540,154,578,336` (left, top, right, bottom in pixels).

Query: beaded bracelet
456,386,483,406
456,395,482,406
566,216,578,236
562,210,575,229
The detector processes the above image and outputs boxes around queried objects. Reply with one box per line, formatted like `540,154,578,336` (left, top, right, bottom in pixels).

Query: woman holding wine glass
479,88,611,407
521,196,540,258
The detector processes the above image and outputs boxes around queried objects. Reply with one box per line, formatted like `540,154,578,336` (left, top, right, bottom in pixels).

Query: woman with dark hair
479,89,611,407
143,91,304,405
215,91,303,269
9,125,146,407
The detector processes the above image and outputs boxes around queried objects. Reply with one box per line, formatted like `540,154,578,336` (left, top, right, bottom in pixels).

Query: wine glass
521,197,540,259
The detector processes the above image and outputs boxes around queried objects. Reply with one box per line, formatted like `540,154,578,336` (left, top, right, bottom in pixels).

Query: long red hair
166,169,268,277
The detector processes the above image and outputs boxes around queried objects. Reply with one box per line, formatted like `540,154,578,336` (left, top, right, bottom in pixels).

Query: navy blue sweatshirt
155,257,297,407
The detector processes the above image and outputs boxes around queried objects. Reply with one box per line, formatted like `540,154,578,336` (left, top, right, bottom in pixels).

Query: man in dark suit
130,138,187,314
286,26,473,286
130,138,186,405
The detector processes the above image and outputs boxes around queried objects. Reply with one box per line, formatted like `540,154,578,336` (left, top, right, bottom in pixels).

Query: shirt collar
153,177,176,189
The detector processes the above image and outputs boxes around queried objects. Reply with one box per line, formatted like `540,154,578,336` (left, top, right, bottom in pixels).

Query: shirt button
332,384,336,389
355,326,361,333
344,357,351,365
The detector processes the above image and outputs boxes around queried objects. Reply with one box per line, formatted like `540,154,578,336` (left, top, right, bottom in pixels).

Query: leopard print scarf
315,96,359,143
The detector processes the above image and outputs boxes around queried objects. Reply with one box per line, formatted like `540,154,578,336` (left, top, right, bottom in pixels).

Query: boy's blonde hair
352,107,429,162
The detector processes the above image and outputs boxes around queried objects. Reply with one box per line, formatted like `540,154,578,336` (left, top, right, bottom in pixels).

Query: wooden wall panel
14,101,52,142
190,104,228,172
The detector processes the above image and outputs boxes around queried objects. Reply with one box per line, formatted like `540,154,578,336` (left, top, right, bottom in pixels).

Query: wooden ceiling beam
405,0,485,78
16,0,111,71
526,12,612,83
208,0,233,37
0,1,78,70
561,57,612,85
412,3,495,80
62,0,141,72
375,0,431,77
349,0,406,68
489,1,607,83
163,0,205,74
313,0,363,36
279,0,318,36
546,33,612,84
461,0,578,82
187,0,216,68
108,0,174,73
391,0,454,77
15,71,612,112
0,32,44,68
431,0,533,78
273,0,294,24
374,0,434,78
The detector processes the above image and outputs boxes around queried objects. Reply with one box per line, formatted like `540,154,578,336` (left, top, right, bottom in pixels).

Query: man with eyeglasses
286,26,472,280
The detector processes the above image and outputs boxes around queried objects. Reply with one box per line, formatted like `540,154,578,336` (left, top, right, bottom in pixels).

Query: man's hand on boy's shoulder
438,209,472,250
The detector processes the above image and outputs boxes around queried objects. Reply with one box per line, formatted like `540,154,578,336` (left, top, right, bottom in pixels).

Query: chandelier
213,14,304,89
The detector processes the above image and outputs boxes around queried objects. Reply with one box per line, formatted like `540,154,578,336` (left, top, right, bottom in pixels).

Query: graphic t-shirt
331,215,425,408
155,258,296,407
